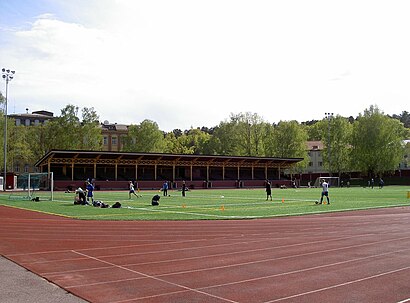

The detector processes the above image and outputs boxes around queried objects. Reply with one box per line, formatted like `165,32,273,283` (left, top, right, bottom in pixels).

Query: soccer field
0,186,409,220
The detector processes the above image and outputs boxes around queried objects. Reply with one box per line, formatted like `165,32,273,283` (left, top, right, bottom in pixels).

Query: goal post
313,176,340,188
9,172,54,201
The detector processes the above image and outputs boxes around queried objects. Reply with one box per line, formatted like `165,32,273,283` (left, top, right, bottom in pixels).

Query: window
112,136,118,145
15,119,21,126
25,119,30,126
24,164,29,173
34,119,40,126
309,162,313,167
103,136,108,145
318,162,323,167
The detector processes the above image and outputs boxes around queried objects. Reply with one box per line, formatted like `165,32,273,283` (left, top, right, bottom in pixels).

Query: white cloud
1,1,410,131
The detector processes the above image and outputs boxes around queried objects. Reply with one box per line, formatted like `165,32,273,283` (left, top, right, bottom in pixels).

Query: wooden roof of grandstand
35,150,303,168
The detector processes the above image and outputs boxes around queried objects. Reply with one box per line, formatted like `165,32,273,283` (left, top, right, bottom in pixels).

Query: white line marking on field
124,206,261,218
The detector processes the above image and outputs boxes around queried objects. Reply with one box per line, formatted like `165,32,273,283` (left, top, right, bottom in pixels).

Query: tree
8,125,37,172
79,107,102,150
181,128,211,155
305,122,323,141
320,115,353,176
392,111,410,128
227,112,267,156
46,104,81,149
25,124,50,163
0,92,4,108
24,104,103,153
207,120,241,156
271,120,309,171
123,119,164,152
163,132,194,154
262,123,276,157
171,129,183,138
351,105,406,176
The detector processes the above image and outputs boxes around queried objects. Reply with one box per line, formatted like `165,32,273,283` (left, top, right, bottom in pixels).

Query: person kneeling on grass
152,194,160,206
75,187,88,205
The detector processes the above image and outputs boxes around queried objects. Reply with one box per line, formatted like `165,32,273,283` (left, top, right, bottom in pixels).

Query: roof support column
173,164,175,181
237,166,240,180
190,165,193,182
278,166,281,179
93,162,97,180
206,165,209,181
155,164,157,181
135,164,138,181
222,165,225,181
265,165,268,180
71,161,74,181
252,166,254,180
115,163,118,181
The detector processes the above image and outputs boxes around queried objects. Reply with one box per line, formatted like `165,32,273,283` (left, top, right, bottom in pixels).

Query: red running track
1,205,410,303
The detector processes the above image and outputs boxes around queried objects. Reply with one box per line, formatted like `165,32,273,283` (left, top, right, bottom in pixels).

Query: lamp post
325,112,333,176
2,68,15,191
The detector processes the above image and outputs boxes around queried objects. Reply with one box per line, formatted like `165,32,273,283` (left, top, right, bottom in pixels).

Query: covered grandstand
35,150,303,190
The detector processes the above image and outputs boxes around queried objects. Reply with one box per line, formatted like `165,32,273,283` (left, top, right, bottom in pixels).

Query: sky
0,0,409,131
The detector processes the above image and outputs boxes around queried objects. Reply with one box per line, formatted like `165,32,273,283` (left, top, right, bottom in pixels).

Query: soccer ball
221,195,224,198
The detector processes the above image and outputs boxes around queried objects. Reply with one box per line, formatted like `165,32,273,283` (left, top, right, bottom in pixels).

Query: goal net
9,172,54,201
313,176,340,188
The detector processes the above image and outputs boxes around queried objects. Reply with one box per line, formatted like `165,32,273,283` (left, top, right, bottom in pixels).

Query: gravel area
0,256,88,303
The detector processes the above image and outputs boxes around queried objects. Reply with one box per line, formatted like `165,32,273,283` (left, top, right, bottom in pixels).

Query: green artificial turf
0,186,409,220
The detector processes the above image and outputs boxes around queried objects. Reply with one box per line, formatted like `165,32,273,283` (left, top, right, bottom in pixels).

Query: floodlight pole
325,112,333,176
2,68,15,191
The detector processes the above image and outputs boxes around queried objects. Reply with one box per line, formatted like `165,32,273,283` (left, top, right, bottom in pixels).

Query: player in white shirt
316,179,330,205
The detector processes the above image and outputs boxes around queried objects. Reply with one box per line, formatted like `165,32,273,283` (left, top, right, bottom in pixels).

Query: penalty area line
125,206,261,219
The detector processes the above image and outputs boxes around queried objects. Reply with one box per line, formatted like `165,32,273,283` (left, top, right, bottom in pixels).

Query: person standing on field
316,179,330,205
265,180,272,201
86,181,94,203
163,181,168,196
182,181,187,197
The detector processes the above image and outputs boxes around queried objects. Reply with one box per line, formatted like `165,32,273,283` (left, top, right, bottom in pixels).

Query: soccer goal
9,172,54,201
313,176,340,188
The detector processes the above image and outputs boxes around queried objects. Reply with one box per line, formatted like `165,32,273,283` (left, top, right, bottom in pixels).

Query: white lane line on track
45,233,381,276
81,248,410,303
263,265,410,302
34,232,409,267
63,237,410,289
71,250,238,303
